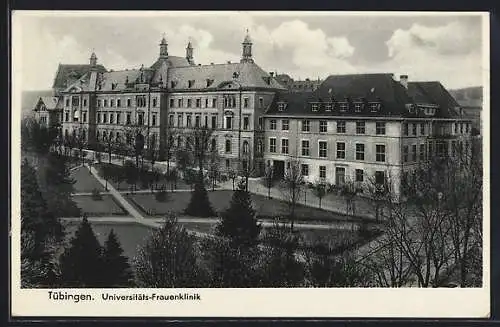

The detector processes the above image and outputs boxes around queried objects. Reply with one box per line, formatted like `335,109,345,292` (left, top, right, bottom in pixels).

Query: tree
340,180,358,216
279,160,304,232
72,128,88,165
124,124,146,169
227,167,238,191
59,217,104,287
123,160,139,193
216,180,262,249
21,117,58,154
182,126,215,184
208,151,220,191
259,219,305,287
101,229,134,287
261,163,275,199
101,131,117,164
309,179,332,209
133,217,207,287
184,178,216,217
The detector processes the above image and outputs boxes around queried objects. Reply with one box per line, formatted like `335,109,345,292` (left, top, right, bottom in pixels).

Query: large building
37,33,472,195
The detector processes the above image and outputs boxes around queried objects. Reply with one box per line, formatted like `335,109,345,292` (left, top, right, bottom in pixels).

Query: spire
240,29,254,64
90,50,97,67
186,38,195,65
159,33,168,59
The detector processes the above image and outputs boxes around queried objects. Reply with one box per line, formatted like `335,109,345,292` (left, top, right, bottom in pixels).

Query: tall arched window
243,140,249,154
225,139,232,153
211,139,217,151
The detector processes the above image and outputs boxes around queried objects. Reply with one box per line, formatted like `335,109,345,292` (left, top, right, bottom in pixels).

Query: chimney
269,72,274,77
400,74,408,89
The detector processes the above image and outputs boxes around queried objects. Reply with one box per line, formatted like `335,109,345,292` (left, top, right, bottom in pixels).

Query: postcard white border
10,10,491,318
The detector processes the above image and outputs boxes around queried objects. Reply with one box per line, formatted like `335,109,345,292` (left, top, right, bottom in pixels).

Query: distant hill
21,90,52,117
449,86,482,108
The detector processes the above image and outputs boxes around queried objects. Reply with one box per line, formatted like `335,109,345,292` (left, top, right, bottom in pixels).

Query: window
428,141,434,157
266,137,277,154
420,144,425,160
420,123,425,135
376,145,386,162
127,99,131,107
257,139,264,153
109,113,114,124
355,169,364,182
226,159,230,170
301,164,309,176
177,115,183,127
243,141,250,154
153,98,157,107
242,116,250,130
356,122,365,134
319,120,328,133
72,96,80,106
403,146,409,162
337,121,346,133
65,112,69,122
460,123,464,134
110,99,115,107
339,102,348,112
354,103,363,113
212,98,217,108
211,116,217,129
336,142,345,159
375,171,385,185
187,99,192,108
103,113,107,124
177,136,182,147
411,144,417,161
370,103,380,112
319,166,326,179
325,103,332,111
376,122,386,135
65,99,70,107
412,123,417,136
126,113,131,125
169,99,174,108
196,98,201,108
152,114,157,126
205,116,208,128
225,140,232,153
187,115,192,128
282,119,289,131
96,113,101,124
195,115,201,128
301,140,310,156
211,139,217,151
269,119,277,130
83,99,88,107
138,113,144,125
178,99,183,107
466,123,470,133
243,98,249,108
356,144,365,160
83,112,87,123
169,115,174,127
281,139,289,154
225,116,233,129
454,122,458,134
317,141,327,158
259,97,264,108
403,123,408,136
258,117,264,130
103,99,108,107
188,80,195,88
302,120,311,132
311,103,318,112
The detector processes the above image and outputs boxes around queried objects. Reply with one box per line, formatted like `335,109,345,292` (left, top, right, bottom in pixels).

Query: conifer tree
184,172,216,217
102,229,133,287
59,216,104,287
215,180,262,249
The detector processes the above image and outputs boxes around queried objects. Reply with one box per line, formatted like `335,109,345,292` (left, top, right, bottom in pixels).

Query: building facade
263,74,473,196
37,34,472,196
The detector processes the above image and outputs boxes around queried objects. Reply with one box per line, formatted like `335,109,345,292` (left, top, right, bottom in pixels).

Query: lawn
127,190,364,223
71,166,104,193
61,221,153,262
71,194,127,216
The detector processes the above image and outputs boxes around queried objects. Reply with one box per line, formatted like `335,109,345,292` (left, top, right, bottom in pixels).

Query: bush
91,188,103,201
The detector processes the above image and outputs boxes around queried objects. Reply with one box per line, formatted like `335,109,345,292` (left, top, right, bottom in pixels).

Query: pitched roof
266,73,412,117
150,56,192,70
167,62,286,91
39,96,60,110
52,64,106,90
407,82,460,118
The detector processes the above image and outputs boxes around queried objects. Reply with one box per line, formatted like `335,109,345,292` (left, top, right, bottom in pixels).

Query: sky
13,11,486,91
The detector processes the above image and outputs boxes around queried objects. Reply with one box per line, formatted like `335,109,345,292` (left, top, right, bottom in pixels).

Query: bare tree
279,160,305,232
261,162,275,199
182,126,215,182
101,131,117,164
340,180,359,216
227,167,237,191
309,179,333,209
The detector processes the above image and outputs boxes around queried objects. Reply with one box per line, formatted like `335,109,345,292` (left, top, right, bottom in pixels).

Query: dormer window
339,102,349,112
354,103,363,113
188,80,195,88
325,103,332,112
171,81,177,88
406,104,416,114
206,79,214,87
278,102,287,112
311,103,319,112
369,103,381,113
111,83,117,90
263,77,271,85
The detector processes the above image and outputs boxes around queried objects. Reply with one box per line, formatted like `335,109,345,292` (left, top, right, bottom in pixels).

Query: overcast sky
13,11,486,91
